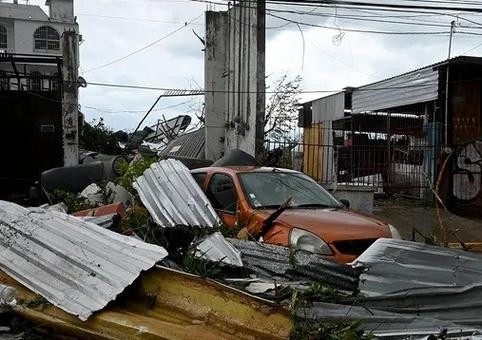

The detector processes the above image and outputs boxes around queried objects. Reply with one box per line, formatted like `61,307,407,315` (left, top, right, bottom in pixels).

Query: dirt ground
372,197,482,244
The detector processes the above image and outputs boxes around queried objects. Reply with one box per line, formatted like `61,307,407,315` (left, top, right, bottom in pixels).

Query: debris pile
0,156,482,339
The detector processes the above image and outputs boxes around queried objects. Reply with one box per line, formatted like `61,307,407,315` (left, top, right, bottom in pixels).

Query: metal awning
352,65,439,113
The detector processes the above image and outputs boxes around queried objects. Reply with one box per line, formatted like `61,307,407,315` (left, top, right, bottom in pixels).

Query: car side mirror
339,199,350,208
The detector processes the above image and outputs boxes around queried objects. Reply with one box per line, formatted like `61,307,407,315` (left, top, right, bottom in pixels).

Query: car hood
267,208,391,242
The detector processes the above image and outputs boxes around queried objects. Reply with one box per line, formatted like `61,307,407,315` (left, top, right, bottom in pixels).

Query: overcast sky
30,0,482,131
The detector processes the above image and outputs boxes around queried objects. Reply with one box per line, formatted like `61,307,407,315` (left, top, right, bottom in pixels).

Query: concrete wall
323,183,376,213
0,1,77,56
47,0,74,21
204,11,228,161
204,0,265,160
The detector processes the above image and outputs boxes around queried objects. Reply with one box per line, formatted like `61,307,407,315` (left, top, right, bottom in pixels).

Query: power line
84,78,482,94
263,0,482,14
77,13,204,26
82,100,192,114
268,12,482,35
82,13,203,74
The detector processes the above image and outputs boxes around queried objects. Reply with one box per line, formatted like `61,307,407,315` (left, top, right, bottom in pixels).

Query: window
0,71,8,90
0,25,6,49
238,172,342,209
206,174,237,214
30,71,42,91
34,26,60,50
192,173,207,188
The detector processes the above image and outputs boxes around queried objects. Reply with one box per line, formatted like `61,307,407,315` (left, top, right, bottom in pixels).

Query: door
205,173,238,228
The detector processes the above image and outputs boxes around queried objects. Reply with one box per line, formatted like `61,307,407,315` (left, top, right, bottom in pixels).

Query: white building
0,0,79,89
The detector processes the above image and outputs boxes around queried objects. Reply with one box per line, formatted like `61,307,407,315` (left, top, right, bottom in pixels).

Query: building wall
0,1,77,56
204,0,265,160
0,1,80,169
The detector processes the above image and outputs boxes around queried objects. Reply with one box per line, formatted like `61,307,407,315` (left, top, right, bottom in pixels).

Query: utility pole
444,20,455,146
62,30,80,166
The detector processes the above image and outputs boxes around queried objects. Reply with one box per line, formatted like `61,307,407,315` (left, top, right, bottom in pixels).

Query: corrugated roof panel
352,66,439,113
364,284,482,328
311,92,345,123
159,128,205,160
352,238,482,296
228,238,360,292
133,158,219,228
298,302,482,339
0,201,167,321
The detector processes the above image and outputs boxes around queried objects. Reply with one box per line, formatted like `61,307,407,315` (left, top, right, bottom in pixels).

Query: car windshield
238,171,343,209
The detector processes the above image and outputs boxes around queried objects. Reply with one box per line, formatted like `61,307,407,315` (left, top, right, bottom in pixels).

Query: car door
205,173,238,228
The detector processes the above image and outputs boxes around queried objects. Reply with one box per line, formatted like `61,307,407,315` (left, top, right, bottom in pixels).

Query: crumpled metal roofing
0,200,167,321
363,283,482,329
228,238,361,292
195,232,243,267
133,158,219,228
298,302,482,339
352,238,482,296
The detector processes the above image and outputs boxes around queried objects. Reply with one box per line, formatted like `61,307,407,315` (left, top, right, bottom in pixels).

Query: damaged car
192,166,400,263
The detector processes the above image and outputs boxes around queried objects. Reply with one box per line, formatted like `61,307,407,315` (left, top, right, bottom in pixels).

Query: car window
192,173,206,188
206,174,237,214
238,172,342,209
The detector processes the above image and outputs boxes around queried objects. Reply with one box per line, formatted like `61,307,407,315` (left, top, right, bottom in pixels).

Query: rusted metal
4,266,292,339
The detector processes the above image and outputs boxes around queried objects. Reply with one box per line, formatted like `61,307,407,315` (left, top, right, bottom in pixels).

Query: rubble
0,200,167,321
194,232,243,267
352,238,482,296
228,238,361,292
133,158,219,228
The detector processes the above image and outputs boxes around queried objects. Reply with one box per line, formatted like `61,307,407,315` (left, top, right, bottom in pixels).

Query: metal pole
444,20,455,146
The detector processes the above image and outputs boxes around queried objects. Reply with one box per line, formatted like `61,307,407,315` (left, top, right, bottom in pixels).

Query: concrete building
204,0,265,160
0,0,79,79
0,0,81,199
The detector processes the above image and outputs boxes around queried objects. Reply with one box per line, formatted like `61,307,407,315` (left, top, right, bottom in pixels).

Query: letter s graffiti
452,142,482,202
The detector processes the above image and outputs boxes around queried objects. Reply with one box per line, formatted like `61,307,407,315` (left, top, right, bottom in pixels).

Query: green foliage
181,253,223,279
290,283,371,340
120,205,151,235
288,248,299,269
81,118,123,155
290,319,372,340
117,157,157,194
49,189,95,213
23,295,49,309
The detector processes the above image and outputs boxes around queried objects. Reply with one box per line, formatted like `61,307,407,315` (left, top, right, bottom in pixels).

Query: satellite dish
77,76,87,88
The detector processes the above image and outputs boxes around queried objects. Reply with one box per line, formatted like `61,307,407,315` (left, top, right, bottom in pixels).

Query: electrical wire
82,13,203,74
268,12,482,35
77,13,204,25
82,100,192,114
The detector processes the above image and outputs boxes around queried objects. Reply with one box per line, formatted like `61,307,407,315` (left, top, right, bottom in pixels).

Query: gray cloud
29,0,482,130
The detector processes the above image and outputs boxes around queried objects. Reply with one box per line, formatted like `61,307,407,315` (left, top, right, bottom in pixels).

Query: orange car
191,166,400,263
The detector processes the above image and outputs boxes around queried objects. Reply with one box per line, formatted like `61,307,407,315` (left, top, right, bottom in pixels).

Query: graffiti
452,142,482,202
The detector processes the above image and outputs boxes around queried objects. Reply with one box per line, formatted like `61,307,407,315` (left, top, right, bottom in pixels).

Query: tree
264,74,302,141
80,118,124,155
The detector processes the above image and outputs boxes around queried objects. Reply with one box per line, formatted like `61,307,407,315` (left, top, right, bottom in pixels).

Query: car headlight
388,224,402,239
289,228,332,255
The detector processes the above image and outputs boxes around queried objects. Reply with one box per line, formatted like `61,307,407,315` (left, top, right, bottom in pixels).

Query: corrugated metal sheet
352,238,482,296
298,302,482,339
311,92,345,123
364,283,482,328
195,232,243,266
352,65,439,113
0,200,167,321
133,158,219,228
159,128,205,159
228,238,360,291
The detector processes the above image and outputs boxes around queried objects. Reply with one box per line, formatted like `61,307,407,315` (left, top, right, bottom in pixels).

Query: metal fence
264,114,441,199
